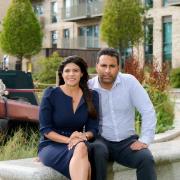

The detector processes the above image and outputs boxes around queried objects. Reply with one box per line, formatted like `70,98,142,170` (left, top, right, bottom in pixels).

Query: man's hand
130,140,148,151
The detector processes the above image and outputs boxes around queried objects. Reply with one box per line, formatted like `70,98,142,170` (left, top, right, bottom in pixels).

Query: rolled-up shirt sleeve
39,87,54,136
85,90,99,138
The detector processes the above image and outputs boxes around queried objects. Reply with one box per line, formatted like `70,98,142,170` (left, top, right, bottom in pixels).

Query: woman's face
62,63,83,87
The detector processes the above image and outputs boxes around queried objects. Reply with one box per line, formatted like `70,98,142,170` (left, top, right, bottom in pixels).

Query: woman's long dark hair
58,55,97,119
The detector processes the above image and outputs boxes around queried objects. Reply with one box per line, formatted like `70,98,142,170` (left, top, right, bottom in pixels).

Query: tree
0,0,42,70
100,0,144,60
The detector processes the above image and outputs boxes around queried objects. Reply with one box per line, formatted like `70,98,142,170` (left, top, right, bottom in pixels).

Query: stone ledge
153,97,180,143
0,158,68,180
0,139,180,180
112,139,180,180
169,88,180,93
154,129,180,143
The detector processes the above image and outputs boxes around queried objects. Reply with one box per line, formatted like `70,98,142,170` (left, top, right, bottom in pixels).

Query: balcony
167,0,180,6
61,36,99,49
62,0,104,21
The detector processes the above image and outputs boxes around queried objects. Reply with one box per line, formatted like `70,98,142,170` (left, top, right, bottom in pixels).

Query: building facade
0,0,180,69
144,0,180,68
32,0,180,68
31,0,105,67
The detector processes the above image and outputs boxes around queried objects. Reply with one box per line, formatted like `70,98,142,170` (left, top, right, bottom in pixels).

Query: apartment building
0,0,180,69
144,0,180,68
31,0,105,67
32,0,180,68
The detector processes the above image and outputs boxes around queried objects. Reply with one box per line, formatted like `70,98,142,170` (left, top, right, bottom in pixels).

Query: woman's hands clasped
68,131,87,150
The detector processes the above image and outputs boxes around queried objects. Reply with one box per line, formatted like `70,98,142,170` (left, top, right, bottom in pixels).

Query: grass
0,127,39,161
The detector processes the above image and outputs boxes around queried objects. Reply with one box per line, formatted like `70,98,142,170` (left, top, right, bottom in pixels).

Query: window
78,25,99,48
51,1,58,23
63,29,70,48
163,16,172,62
63,29,70,39
120,44,133,70
64,0,71,6
144,19,153,64
124,45,133,59
51,31,58,48
64,0,71,17
145,0,153,8
163,0,168,7
33,4,43,16
78,0,86,4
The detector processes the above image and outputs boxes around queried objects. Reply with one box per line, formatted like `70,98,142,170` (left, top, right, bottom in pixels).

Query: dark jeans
89,135,157,180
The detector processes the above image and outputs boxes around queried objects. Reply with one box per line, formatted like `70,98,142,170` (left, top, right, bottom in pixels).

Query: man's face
96,55,119,87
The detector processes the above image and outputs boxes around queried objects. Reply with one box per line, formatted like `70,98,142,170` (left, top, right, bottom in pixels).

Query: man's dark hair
97,48,119,65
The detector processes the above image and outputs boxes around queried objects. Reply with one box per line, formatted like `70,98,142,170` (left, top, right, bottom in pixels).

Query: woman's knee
74,142,88,157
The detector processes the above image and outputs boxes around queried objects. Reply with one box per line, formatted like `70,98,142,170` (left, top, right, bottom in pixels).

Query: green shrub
170,68,180,88
33,52,63,84
88,67,96,74
125,57,174,134
135,85,174,134
145,85,174,133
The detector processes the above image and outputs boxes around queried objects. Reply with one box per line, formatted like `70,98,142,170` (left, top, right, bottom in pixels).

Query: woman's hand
68,137,84,150
68,131,88,150
70,131,87,141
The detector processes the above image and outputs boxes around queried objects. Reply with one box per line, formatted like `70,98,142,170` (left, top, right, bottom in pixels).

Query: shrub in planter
33,52,63,85
88,67,96,74
124,56,145,84
170,68,180,88
145,85,174,133
125,57,174,133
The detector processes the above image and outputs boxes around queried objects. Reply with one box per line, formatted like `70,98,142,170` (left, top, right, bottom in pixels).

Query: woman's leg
69,142,91,180
88,162,91,180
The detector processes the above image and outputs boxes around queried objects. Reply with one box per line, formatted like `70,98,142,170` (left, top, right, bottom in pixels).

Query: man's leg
90,138,109,180
135,149,156,180
107,136,157,180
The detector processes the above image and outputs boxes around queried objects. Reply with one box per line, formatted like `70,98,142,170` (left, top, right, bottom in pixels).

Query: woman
38,55,99,180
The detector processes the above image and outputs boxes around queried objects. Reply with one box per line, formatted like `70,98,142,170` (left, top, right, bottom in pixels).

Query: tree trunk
118,47,124,71
15,56,22,70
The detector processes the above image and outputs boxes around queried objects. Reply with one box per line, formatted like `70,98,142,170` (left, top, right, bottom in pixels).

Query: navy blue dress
38,87,99,179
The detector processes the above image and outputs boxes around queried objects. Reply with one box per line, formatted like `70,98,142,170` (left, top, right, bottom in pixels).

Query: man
88,48,157,180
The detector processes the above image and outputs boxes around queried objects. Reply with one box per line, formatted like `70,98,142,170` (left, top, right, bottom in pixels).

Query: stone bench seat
0,139,180,180
0,158,68,180
113,139,180,180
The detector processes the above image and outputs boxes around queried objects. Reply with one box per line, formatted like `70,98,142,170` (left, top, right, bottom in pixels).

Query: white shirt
88,73,157,145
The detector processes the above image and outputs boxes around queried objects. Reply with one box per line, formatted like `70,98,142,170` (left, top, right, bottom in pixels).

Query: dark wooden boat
0,98,39,123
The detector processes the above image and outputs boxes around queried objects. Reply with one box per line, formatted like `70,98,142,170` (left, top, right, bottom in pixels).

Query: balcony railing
61,36,99,49
62,0,104,21
167,0,180,6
